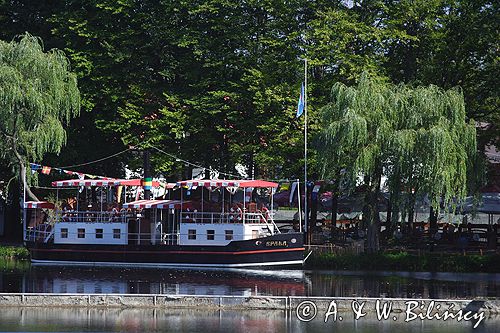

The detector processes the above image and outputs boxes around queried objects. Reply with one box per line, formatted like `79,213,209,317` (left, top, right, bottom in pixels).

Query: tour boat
23,178,305,268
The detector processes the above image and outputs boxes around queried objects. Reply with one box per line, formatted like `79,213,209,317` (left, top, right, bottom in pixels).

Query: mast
303,59,308,242
297,179,302,233
22,167,27,242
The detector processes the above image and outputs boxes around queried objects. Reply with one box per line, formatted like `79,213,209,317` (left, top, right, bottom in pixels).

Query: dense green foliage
0,33,80,199
0,0,496,183
317,75,477,251
0,245,29,260
307,251,500,273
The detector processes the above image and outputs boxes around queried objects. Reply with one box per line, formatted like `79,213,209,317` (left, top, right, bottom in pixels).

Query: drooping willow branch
316,73,476,217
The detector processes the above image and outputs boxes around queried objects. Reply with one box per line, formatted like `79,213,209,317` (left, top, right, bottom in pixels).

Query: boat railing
25,227,273,245
25,227,53,243
128,231,266,245
161,232,179,245
180,211,280,235
52,210,131,223
180,211,269,224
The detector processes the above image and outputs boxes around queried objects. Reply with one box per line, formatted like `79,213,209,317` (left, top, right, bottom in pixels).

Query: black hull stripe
31,259,304,268
30,247,305,255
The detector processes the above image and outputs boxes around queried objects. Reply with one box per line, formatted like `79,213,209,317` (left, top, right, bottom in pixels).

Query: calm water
1,261,499,332
0,260,499,298
0,307,498,333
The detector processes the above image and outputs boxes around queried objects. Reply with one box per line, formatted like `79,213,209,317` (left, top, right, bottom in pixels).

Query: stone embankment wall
0,294,499,314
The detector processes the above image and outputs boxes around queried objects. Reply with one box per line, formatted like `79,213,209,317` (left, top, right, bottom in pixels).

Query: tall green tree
317,74,476,252
48,0,312,179
383,0,498,150
0,0,494,189
0,33,80,199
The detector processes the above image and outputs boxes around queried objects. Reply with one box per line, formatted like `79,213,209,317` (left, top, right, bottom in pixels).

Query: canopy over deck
24,201,55,209
122,199,187,209
51,179,162,187
176,179,278,189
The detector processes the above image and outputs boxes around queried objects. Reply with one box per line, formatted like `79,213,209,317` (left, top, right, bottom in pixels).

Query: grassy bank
0,245,29,261
306,251,500,273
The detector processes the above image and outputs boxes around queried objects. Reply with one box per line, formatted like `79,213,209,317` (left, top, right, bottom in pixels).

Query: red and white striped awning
51,179,161,187
176,179,278,188
122,199,187,209
23,201,55,209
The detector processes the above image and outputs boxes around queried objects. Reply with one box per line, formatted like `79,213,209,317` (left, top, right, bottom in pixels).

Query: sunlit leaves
0,33,80,163
318,74,476,214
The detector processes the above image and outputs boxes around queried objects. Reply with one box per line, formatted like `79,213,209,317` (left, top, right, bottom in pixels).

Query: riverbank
0,245,28,261
305,251,500,273
0,293,498,315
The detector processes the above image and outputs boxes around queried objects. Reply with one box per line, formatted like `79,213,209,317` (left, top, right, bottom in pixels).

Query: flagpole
22,166,27,243
303,58,308,244
297,179,302,233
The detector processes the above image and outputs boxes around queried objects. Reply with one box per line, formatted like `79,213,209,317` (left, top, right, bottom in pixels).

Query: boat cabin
23,178,280,247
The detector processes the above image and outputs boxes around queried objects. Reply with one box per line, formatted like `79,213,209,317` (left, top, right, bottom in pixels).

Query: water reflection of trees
0,308,287,333
1,264,498,298
307,273,499,298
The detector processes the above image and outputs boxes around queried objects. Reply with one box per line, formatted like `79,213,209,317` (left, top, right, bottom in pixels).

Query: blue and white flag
296,83,305,118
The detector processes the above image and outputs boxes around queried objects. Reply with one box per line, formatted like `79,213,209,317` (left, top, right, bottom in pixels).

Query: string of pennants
29,163,113,180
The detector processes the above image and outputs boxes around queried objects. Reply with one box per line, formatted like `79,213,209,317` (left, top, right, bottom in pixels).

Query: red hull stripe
31,247,305,255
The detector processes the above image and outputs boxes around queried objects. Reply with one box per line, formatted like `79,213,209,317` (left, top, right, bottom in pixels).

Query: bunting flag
30,163,41,171
41,166,51,175
28,163,114,180
279,182,290,191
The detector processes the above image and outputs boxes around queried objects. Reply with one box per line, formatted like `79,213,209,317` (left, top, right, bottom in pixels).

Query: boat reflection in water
1,262,499,299
19,266,307,296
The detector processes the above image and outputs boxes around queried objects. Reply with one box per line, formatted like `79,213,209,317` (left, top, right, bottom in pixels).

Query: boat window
61,228,68,239
113,229,121,239
95,228,103,239
207,230,215,240
225,230,233,240
77,228,85,238
188,229,196,240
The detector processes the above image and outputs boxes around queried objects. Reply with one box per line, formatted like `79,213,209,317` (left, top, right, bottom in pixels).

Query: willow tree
387,84,477,233
317,74,392,252
0,33,80,200
317,74,476,252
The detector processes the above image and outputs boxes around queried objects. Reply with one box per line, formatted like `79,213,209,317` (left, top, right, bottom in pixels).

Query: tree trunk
382,198,392,243
386,199,392,226
390,201,400,239
310,187,318,238
364,172,382,253
365,190,380,253
429,206,438,235
13,148,38,201
330,190,338,239
407,193,416,235
5,179,22,241
248,152,254,179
